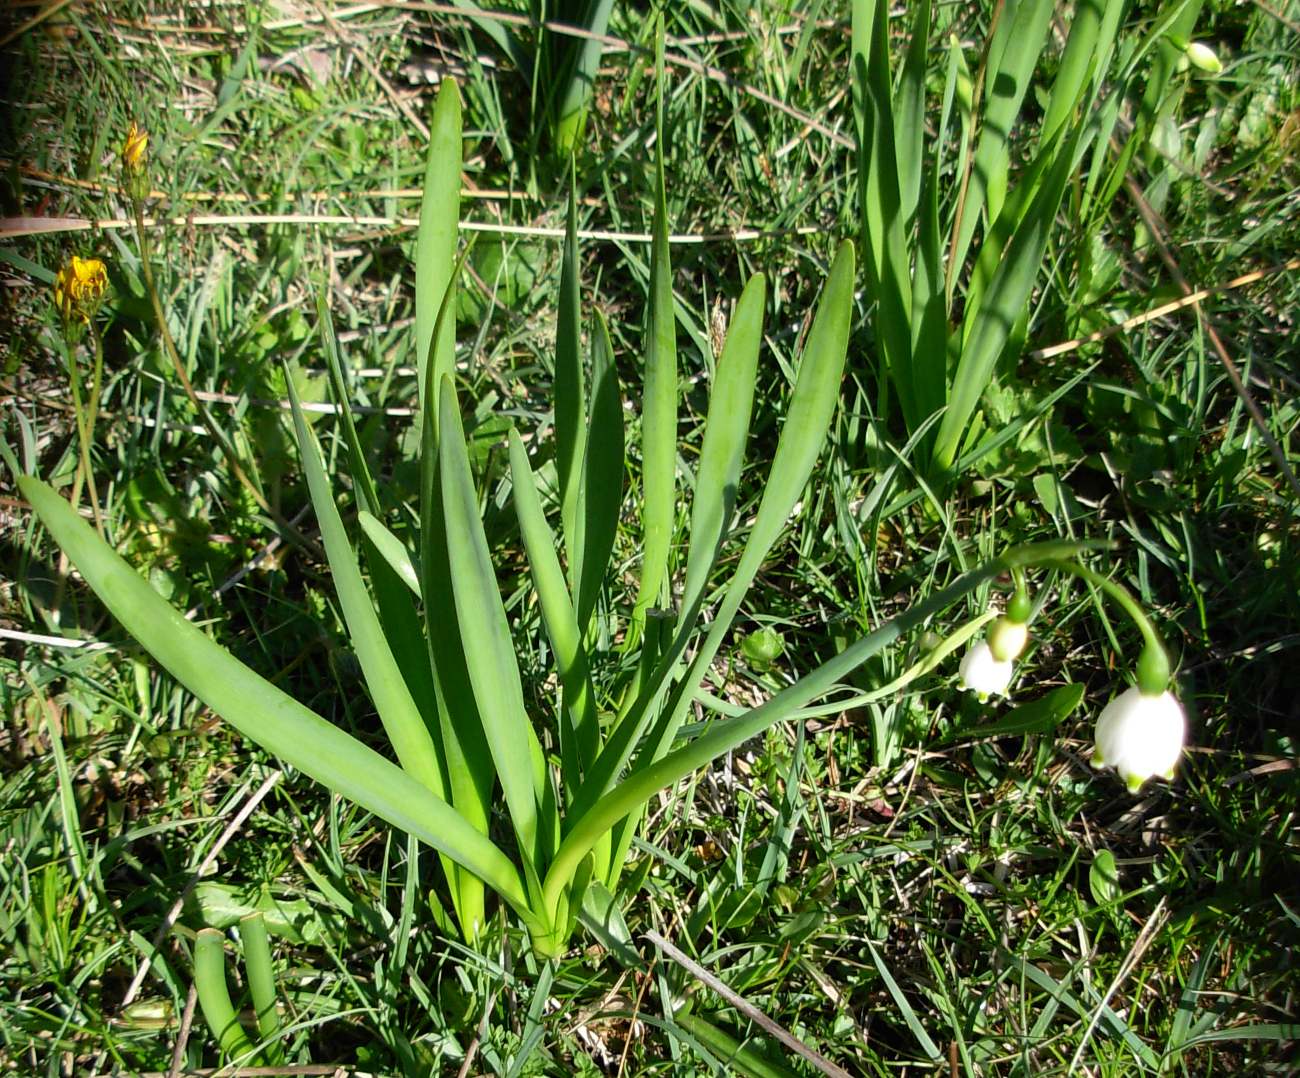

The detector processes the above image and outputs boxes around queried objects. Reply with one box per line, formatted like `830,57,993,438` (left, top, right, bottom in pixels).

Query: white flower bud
988,617,1029,662
958,641,1014,700
1185,41,1223,74
1091,686,1186,793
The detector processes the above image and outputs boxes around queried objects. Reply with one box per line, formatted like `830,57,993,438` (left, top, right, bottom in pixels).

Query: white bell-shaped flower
958,641,1014,700
1091,686,1186,792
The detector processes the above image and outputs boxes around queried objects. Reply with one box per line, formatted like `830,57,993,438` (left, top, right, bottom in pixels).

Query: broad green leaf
562,242,856,894
856,0,917,430
545,539,1094,917
553,0,616,154
575,310,624,630
417,240,493,937
317,293,379,516
286,375,446,802
414,78,461,417
18,476,533,920
555,167,587,587
932,119,1086,475
239,914,282,1063
358,511,421,598
631,34,678,635
679,272,765,626
1089,849,1121,905
194,929,258,1065
941,683,1084,743
439,381,550,868
949,0,1055,274
508,428,600,789
672,1012,803,1078
894,0,932,228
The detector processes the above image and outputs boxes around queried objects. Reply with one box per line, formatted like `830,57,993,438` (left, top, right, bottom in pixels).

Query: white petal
958,642,1014,698
1092,687,1186,789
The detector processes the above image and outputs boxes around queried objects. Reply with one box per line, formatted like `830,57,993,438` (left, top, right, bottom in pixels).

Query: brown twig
1028,257,1300,360
119,770,283,1010
643,929,854,1078
166,982,200,1078
1122,175,1300,504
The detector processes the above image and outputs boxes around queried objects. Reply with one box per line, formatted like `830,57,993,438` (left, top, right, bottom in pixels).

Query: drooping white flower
958,641,1014,700
1091,686,1186,792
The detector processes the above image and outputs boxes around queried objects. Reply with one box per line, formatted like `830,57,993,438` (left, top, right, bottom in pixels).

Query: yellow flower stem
129,201,319,556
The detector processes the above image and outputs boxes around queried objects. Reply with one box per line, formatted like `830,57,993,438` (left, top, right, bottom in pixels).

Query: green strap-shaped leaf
678,272,765,626
631,31,678,636
855,0,917,430
570,242,855,826
894,0,932,229
317,293,380,517
194,929,258,1065
18,476,533,920
286,374,446,803
949,0,1055,274
414,78,461,417
555,165,587,588
553,0,617,154
932,120,1086,476
416,244,497,939
358,511,421,598
438,379,550,869
575,309,625,630
508,428,600,792
544,539,1094,920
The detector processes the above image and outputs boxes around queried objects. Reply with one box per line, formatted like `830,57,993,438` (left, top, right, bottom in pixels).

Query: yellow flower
122,121,148,172
53,255,108,326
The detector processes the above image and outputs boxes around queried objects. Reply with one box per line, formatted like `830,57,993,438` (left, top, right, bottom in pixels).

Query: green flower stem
541,540,1098,927
193,928,258,1066
1043,559,1171,692
697,612,995,720
65,329,105,537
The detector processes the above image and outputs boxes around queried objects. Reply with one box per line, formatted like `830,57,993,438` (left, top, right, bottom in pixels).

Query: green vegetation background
1,0,1297,1073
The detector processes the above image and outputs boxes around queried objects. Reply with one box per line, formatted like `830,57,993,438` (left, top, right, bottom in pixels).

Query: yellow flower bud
122,121,148,172
53,255,108,333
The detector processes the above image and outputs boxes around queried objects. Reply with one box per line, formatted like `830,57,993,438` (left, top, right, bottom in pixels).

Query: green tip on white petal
1124,773,1145,794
